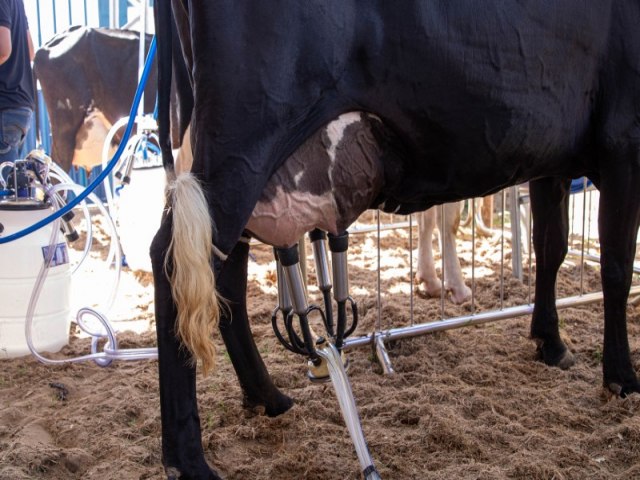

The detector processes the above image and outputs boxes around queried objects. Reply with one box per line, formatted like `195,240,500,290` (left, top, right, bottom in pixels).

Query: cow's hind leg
529,177,575,369
150,212,221,480
598,156,640,396
216,236,294,416
440,202,471,304
416,208,443,297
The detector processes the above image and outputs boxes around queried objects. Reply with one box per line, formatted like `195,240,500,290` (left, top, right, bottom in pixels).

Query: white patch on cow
325,112,362,163
293,170,304,187
47,29,83,59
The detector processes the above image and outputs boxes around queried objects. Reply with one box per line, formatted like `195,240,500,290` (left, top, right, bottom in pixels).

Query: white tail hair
165,172,220,374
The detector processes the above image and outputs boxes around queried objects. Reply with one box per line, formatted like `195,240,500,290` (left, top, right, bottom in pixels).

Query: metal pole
109,0,119,28
510,185,523,281
439,204,445,318
51,0,58,34
408,214,414,326
345,286,640,351
471,197,476,313
36,0,43,47
500,190,505,311
376,211,382,331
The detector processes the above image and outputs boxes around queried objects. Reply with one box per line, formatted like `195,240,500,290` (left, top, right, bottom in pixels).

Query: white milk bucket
116,165,165,271
0,204,72,358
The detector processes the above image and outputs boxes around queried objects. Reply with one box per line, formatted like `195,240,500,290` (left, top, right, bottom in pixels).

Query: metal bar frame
339,192,640,372
344,287,640,352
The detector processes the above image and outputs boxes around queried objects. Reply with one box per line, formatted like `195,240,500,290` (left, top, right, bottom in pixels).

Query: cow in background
33,26,157,172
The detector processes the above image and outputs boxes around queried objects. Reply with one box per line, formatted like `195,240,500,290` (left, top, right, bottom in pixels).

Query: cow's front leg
150,212,221,480
598,156,640,396
216,236,294,416
529,177,575,369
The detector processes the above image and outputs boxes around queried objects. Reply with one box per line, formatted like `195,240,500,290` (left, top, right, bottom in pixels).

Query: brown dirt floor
1,210,640,480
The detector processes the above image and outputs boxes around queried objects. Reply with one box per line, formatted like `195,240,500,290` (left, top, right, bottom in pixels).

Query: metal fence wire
285,186,640,373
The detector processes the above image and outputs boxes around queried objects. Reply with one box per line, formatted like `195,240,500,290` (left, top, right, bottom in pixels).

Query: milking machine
271,230,381,480
0,149,158,364
0,37,159,366
271,230,358,381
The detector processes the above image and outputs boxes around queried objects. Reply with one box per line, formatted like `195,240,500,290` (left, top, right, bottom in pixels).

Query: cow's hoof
415,278,442,299
605,379,640,398
166,466,222,480
535,339,575,370
448,284,472,304
243,392,294,418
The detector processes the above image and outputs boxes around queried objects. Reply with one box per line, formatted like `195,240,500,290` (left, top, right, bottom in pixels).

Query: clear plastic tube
50,183,121,311
316,344,381,480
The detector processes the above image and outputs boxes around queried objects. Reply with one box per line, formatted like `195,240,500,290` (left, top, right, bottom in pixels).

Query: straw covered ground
1,210,640,480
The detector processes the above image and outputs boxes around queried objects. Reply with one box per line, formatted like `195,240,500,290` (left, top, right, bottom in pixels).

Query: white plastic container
117,165,165,271
0,203,71,358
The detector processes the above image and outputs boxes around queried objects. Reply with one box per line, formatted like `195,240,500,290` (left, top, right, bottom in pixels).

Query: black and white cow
152,2,640,478
33,26,157,172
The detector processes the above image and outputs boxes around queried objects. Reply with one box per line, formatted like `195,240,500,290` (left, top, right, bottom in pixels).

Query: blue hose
571,177,592,194
0,36,157,245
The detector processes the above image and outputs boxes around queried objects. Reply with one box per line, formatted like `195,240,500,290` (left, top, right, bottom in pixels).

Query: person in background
0,0,35,164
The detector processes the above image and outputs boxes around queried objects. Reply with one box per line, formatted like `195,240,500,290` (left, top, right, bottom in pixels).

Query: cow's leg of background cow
150,212,222,480
529,177,575,369
597,158,640,396
441,202,471,304
216,237,294,416
416,208,443,297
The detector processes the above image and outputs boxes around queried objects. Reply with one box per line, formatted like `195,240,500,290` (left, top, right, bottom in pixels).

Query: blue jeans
0,107,33,163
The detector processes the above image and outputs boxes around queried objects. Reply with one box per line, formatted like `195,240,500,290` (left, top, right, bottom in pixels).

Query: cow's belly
246,113,384,248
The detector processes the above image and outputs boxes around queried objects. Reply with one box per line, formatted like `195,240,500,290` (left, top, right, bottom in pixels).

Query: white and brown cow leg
328,231,358,349
440,202,472,304
415,208,443,297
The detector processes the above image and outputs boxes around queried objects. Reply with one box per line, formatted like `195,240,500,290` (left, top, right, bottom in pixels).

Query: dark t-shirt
0,0,35,110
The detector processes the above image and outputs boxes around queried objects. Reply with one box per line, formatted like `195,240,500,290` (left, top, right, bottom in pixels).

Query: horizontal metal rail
343,285,640,351
567,249,640,275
